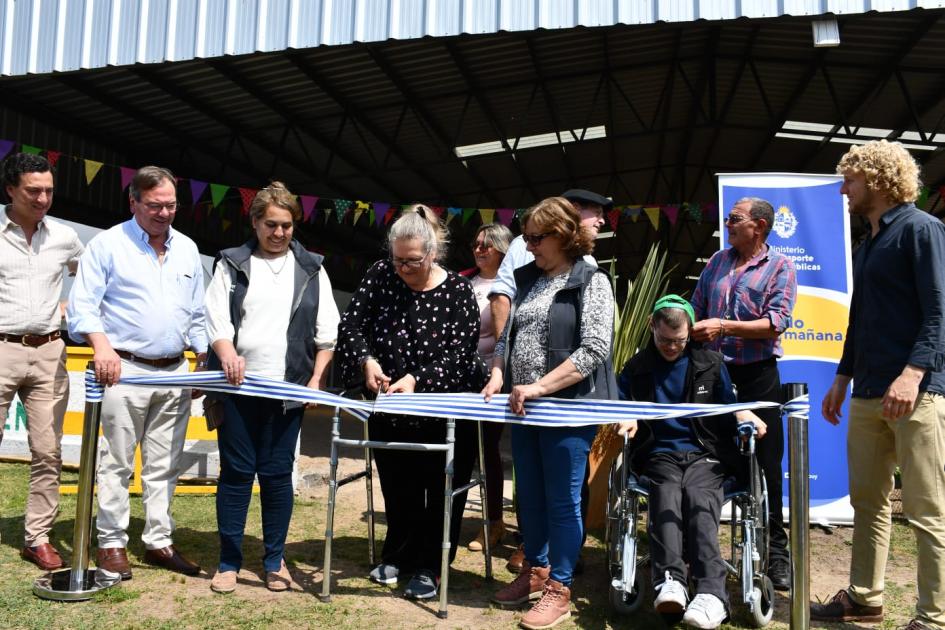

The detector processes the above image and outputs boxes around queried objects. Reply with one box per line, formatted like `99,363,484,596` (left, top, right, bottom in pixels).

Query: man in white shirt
67,166,207,579
0,153,83,570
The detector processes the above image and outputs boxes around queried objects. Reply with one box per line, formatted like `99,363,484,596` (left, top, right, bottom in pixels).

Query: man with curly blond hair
811,140,945,630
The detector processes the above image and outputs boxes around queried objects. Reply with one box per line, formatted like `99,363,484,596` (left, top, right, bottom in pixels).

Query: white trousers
96,358,191,550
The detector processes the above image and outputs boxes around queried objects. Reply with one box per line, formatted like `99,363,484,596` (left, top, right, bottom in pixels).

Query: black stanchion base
33,567,122,601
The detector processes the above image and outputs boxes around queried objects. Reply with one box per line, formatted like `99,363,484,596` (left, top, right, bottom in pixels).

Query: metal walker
319,396,493,618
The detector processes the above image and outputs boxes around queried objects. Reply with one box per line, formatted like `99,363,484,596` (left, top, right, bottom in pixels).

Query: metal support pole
34,363,121,601
476,420,493,581
319,405,342,602
785,382,810,630
437,418,456,619
363,420,376,567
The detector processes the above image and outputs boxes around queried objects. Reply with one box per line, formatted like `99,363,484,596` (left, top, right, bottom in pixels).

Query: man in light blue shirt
67,166,207,579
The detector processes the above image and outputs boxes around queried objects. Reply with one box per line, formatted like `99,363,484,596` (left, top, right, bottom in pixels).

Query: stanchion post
34,362,121,601
784,382,810,630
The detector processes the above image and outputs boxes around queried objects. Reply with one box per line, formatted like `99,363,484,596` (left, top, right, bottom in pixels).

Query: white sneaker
683,593,727,629
654,571,689,613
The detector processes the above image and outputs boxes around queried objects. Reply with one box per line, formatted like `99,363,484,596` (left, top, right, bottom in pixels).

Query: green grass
0,461,921,629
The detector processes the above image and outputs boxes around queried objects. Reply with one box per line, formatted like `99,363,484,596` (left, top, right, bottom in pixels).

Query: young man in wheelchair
616,295,767,629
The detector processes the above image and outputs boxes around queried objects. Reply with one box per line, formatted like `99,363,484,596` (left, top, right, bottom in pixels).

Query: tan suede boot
492,561,550,606
519,579,571,629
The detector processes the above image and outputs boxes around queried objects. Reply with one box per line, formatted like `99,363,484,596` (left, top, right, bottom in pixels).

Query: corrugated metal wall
2,0,944,77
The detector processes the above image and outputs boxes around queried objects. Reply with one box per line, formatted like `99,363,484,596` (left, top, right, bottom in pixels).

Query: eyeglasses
22,187,54,197
141,201,179,212
471,241,493,251
724,214,750,225
391,254,428,269
653,330,689,348
522,232,553,246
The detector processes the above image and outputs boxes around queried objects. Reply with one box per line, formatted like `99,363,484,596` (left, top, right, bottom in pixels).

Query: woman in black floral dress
337,205,485,600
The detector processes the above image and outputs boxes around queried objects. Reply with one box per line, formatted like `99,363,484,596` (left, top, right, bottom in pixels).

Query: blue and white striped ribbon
782,394,810,419
86,369,810,428
84,370,105,402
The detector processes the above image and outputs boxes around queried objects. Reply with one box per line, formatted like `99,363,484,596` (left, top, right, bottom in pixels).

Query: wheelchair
605,423,775,627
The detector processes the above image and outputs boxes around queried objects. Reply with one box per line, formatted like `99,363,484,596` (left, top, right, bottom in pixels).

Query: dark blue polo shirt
837,203,945,398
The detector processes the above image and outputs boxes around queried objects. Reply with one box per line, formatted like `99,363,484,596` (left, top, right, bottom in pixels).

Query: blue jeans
216,395,302,573
511,423,597,585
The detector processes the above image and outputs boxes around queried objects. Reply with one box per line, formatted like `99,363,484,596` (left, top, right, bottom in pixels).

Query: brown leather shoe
507,543,526,573
493,561,550,606
96,547,133,580
810,589,883,623
520,579,572,629
143,545,201,576
21,543,63,571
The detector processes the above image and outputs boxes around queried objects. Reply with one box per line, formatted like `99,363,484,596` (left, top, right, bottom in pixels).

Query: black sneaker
369,563,399,585
404,569,438,600
768,558,791,592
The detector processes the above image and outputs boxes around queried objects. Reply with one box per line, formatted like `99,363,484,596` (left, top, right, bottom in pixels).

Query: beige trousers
0,338,69,546
848,393,945,629
96,358,191,550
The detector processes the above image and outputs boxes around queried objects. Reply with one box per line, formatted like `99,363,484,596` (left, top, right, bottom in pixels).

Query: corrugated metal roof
3,0,945,77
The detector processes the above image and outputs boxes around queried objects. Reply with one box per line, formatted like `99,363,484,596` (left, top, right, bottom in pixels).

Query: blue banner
719,174,853,524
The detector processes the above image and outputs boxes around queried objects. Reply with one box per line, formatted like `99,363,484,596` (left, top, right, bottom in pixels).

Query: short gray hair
387,204,448,261
474,223,514,255
735,196,774,238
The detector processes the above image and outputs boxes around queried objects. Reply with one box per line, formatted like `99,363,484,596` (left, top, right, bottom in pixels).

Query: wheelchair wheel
748,574,775,627
610,570,645,615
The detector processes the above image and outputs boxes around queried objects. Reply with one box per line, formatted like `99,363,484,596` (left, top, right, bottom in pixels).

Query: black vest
507,259,618,400
206,238,324,410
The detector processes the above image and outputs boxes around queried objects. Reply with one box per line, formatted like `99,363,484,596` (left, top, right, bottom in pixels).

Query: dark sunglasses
724,214,751,225
522,232,553,246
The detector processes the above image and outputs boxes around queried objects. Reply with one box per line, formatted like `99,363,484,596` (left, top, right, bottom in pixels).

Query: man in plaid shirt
690,197,797,592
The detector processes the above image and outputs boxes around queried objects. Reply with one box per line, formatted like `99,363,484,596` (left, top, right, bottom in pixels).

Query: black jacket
506,259,617,400
206,238,324,411
618,343,743,477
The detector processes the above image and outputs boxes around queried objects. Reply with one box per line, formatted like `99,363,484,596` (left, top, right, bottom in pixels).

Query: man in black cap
487,188,611,572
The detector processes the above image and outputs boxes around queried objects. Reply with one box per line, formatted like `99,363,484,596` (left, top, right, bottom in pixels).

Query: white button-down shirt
67,218,207,358
0,205,83,335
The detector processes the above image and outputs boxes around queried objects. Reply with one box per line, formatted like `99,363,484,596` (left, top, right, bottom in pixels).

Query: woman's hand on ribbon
508,382,544,416
219,353,246,386
363,359,391,394
387,373,416,394
480,369,504,402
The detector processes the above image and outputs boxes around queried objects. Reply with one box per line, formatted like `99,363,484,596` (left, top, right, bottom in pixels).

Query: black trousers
726,357,789,563
369,414,476,577
646,451,729,604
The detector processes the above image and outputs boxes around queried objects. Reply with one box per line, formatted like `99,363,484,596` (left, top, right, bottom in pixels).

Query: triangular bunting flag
497,208,514,226
374,202,390,227
354,200,370,225
120,167,136,191
939,186,945,200
239,188,258,217
462,208,477,225
84,159,104,185
685,202,702,222
607,208,620,231
45,150,61,167
479,208,495,225
222,219,232,232
625,205,642,222
210,183,230,208
21,144,42,155
190,180,208,205
300,195,318,222
430,206,446,218
334,199,352,222
663,204,679,226
644,206,661,230
384,206,396,225
445,206,462,226
0,139,13,161
702,202,719,222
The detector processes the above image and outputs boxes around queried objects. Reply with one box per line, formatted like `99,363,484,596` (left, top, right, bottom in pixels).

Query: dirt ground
284,410,920,629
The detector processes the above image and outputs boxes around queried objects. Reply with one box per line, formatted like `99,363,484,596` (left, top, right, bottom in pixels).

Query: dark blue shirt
649,355,739,453
838,204,945,398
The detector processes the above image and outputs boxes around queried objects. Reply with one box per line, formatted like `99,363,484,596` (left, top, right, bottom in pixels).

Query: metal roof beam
524,35,576,187
646,30,683,201
282,53,453,203
364,45,501,206
443,39,540,202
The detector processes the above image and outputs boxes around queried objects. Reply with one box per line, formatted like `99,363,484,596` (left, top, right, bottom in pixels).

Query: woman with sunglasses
615,295,766,630
462,223,515,553
482,196,616,630
337,205,486,600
